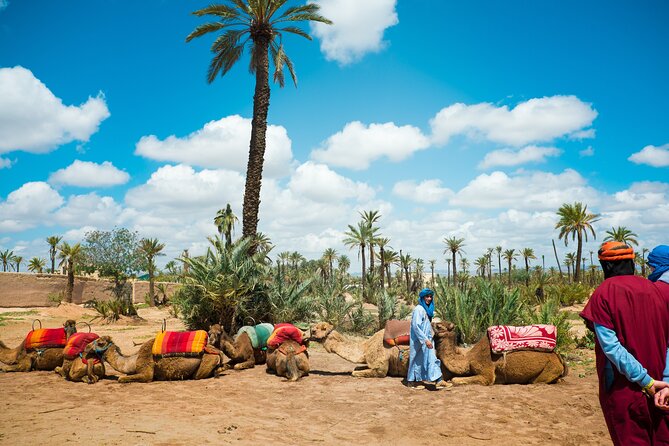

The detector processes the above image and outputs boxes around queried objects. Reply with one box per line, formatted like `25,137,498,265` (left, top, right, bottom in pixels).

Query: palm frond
277,25,312,40
192,4,240,20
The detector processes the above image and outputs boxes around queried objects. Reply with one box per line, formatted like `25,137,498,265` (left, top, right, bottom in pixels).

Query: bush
545,283,592,306
524,298,574,352
266,275,317,324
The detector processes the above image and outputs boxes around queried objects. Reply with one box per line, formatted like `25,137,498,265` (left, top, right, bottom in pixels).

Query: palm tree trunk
148,267,155,307
361,246,366,299
575,232,583,282
508,260,512,286
552,239,563,277
66,259,74,303
379,246,385,289
497,254,501,281
242,38,271,253
452,252,457,287
524,258,529,286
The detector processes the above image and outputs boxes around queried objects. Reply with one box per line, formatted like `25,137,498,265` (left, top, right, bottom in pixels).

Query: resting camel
0,320,77,372
309,322,409,378
432,321,567,385
266,340,310,381
89,335,224,383
208,324,266,370
55,342,106,384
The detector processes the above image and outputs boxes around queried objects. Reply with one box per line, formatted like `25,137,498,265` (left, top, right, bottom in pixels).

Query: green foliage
376,290,411,330
89,297,137,322
348,301,376,336
266,274,317,324
545,282,592,306
575,330,595,350
314,281,355,329
524,298,574,352
81,228,143,279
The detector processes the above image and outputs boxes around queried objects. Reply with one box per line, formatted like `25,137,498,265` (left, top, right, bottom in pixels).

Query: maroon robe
581,275,669,445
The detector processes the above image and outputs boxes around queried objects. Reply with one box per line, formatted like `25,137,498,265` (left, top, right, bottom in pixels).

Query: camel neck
104,345,137,374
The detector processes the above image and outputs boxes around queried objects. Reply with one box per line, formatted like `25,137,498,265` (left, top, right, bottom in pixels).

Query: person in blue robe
406,288,448,389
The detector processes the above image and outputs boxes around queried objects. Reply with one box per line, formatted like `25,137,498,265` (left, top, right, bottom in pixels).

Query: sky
1,0,668,274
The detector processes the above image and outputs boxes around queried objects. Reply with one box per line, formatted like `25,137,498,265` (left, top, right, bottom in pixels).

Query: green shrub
545,282,592,306
524,298,574,352
266,275,317,324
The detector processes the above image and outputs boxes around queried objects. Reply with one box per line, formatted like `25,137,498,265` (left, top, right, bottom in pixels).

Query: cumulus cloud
451,169,601,210
49,160,130,187
134,115,294,178
628,144,669,167
0,182,64,232
0,66,110,154
311,121,429,169
392,179,453,204
478,145,561,169
310,0,399,65
430,96,597,147
53,193,125,227
288,161,375,202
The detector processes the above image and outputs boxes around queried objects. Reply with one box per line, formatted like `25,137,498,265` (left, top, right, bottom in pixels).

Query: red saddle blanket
267,323,304,350
63,333,100,359
383,320,411,346
487,324,557,354
24,328,67,350
152,330,208,357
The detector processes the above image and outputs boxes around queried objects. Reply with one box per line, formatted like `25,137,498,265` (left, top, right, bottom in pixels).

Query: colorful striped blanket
487,324,557,354
63,333,100,359
152,330,208,357
383,320,411,347
24,328,67,350
267,323,304,350
237,323,274,349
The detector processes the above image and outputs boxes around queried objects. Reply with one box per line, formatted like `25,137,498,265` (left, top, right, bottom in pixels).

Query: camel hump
487,325,557,354
383,320,411,346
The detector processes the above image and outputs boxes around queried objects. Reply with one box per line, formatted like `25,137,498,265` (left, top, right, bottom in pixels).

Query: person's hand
425,340,433,349
655,387,669,410
649,380,669,397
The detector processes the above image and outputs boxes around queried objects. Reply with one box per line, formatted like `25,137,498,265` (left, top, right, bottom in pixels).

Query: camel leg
531,360,564,384
232,359,255,370
451,373,494,386
352,360,389,378
118,362,155,383
1,355,33,373
194,354,221,380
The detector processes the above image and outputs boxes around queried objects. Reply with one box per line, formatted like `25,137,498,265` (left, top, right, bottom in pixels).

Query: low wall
0,272,181,307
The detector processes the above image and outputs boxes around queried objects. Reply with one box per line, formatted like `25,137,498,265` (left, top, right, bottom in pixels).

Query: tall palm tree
0,249,13,272
336,254,350,278
360,210,381,272
376,237,391,288
555,202,600,282
46,235,62,273
474,256,488,278
521,248,536,286
564,252,577,282
321,248,338,280
502,249,518,286
495,246,503,280
343,222,369,293
214,204,238,248
139,238,166,306
58,242,82,303
383,249,399,288
604,226,639,246
277,251,291,277
28,257,46,273
13,255,23,272
187,2,331,249
485,247,494,280
443,237,465,286
429,259,437,286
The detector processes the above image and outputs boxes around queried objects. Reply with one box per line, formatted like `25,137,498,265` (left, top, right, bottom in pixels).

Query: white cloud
628,144,669,167
0,182,64,232
0,157,12,169
311,121,429,169
430,96,597,146
451,169,601,210
310,0,399,65
287,161,375,202
478,145,561,169
0,66,110,154
579,146,595,157
134,115,294,178
392,179,453,204
53,193,125,227
49,160,130,187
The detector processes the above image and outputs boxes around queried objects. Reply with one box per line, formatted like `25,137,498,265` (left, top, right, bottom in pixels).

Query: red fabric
267,323,303,350
24,328,67,350
63,333,100,359
383,320,411,346
487,324,556,353
580,275,669,445
655,281,669,304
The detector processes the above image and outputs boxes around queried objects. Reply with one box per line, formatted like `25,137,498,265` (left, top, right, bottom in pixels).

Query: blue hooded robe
407,298,442,382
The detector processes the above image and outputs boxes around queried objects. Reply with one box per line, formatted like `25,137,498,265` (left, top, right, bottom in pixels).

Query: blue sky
1,0,668,273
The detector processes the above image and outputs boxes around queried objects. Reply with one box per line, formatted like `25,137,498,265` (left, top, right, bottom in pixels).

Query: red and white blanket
487,324,557,354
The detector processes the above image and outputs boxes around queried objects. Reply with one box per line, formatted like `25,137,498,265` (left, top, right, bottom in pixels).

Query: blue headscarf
648,245,669,282
418,288,435,320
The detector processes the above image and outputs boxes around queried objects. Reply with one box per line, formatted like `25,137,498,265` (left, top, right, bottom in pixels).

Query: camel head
89,336,115,357
207,324,233,349
63,320,77,338
432,321,457,346
309,322,334,341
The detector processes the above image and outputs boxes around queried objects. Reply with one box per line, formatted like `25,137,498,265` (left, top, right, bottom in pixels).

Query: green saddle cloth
237,323,274,349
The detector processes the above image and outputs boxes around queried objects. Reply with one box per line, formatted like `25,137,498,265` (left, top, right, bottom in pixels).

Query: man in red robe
581,241,669,445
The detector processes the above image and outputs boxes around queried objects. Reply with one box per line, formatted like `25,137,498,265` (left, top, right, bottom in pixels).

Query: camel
208,324,266,370
55,342,106,384
0,320,77,372
89,335,224,383
309,322,409,378
432,321,568,385
266,340,310,381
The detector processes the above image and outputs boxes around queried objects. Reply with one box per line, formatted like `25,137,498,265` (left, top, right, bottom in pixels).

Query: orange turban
598,241,635,261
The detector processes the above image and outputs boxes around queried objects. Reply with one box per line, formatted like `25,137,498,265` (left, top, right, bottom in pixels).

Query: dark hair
600,259,635,279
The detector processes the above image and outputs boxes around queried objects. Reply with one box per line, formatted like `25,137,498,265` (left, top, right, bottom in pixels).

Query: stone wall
0,272,181,307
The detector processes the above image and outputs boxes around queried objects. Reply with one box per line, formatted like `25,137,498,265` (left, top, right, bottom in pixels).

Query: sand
0,305,609,445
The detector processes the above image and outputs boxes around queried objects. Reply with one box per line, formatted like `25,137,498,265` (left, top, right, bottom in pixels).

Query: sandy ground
0,304,609,446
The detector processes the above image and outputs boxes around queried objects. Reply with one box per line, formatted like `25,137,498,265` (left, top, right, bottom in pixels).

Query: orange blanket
63,333,100,359
24,328,67,350
152,330,208,357
383,320,411,346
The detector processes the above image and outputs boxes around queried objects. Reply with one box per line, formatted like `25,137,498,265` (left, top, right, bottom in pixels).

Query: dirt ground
0,304,610,445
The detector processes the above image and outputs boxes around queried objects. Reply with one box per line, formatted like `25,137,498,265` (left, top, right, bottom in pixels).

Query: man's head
598,241,635,279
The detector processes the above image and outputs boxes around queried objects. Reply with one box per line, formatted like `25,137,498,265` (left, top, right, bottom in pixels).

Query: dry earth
0,304,609,445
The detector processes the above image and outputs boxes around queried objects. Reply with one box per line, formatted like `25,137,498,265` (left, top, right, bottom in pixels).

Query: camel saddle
487,324,557,354
237,323,274,350
278,342,308,357
63,333,100,359
267,323,304,350
152,330,208,358
24,328,67,350
383,320,411,347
